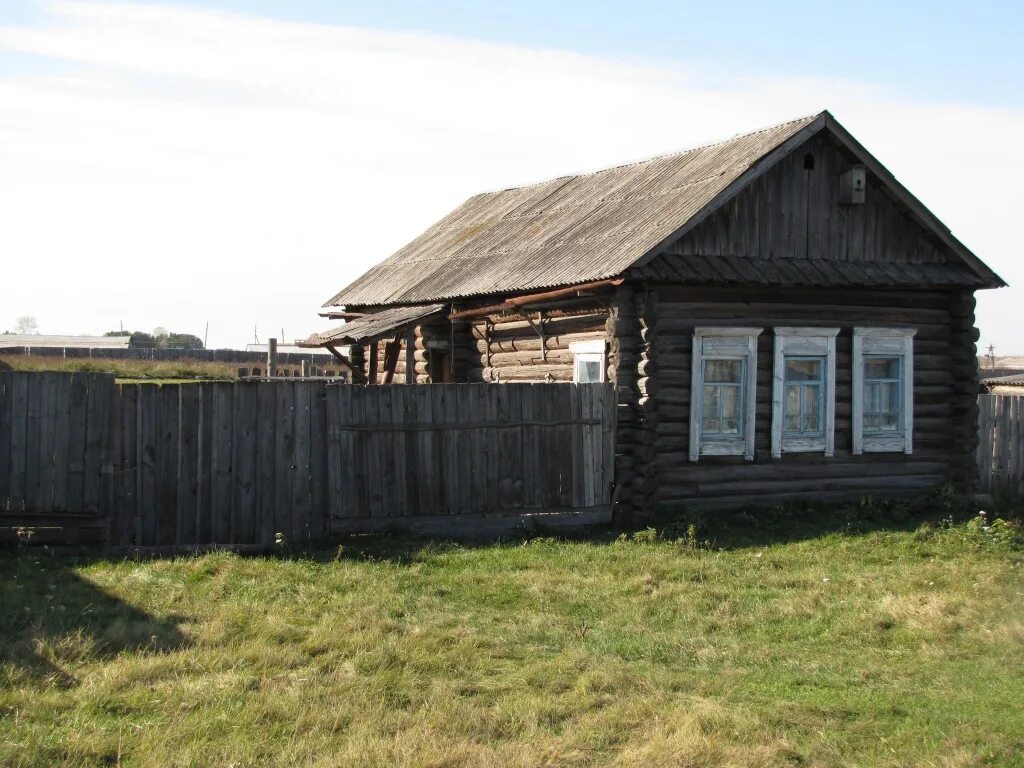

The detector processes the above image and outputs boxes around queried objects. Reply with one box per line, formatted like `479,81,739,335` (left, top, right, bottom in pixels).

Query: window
570,340,605,383
771,328,838,457
702,359,744,436
863,357,902,432
784,358,824,435
852,328,915,454
689,327,762,461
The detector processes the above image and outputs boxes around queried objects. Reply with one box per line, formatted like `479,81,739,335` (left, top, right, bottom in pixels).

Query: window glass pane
802,385,820,432
704,359,743,383
885,381,900,414
784,385,801,431
703,385,720,421
864,357,899,381
579,360,601,383
720,386,741,434
864,382,880,415
877,382,900,431
785,358,822,382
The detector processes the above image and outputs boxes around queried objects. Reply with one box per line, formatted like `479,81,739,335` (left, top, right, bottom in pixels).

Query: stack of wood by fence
977,394,1024,495
0,373,616,550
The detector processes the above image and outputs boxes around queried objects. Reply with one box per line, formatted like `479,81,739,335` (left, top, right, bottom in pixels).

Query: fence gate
326,383,616,532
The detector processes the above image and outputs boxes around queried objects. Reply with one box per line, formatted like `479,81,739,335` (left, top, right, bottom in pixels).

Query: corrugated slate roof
302,304,445,347
326,114,821,307
324,110,1003,307
983,373,1024,387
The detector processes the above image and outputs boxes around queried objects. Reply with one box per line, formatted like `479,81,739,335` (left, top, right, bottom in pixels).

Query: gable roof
325,111,1003,308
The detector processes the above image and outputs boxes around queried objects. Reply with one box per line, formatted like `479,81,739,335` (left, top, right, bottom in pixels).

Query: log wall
649,285,976,511
467,307,609,383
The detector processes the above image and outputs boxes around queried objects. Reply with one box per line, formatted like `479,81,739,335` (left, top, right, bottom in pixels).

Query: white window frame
771,328,839,458
852,327,915,454
689,327,763,462
569,339,605,383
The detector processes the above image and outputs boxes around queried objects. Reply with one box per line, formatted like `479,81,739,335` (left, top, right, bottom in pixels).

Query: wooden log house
303,111,1005,517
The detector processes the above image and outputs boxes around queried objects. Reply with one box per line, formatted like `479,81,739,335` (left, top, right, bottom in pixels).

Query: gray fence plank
232,382,257,546
177,385,200,546
273,381,293,541
64,374,90,513
115,384,138,546
211,384,234,544
292,382,313,543
23,374,44,511
49,374,73,511
196,385,213,544
154,385,179,546
137,385,159,544
7,375,28,512
255,382,276,546
309,382,328,539
0,375,10,508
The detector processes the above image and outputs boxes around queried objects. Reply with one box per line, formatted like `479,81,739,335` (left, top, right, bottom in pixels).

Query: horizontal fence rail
0,373,616,550
977,394,1024,495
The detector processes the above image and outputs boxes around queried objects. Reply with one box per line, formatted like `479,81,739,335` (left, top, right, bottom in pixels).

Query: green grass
0,354,238,381
1,510,1022,767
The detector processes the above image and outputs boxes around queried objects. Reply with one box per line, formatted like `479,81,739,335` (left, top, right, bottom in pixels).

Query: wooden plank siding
667,132,950,266
644,285,974,510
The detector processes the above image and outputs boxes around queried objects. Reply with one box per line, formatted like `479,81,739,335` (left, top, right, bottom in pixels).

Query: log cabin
303,111,1005,517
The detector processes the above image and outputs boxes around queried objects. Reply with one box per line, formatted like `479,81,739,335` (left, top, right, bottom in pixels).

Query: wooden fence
0,373,616,549
977,394,1024,495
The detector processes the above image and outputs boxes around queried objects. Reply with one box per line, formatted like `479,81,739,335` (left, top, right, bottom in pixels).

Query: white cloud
0,1,1021,351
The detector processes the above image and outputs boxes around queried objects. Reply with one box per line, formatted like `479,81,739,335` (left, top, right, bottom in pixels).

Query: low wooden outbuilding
305,111,1005,516
983,374,1024,397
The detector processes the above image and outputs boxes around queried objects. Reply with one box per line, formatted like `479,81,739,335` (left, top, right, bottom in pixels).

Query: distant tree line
104,328,204,349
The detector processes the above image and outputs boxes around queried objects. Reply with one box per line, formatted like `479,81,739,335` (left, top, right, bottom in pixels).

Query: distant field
0,354,237,381
1,507,1022,767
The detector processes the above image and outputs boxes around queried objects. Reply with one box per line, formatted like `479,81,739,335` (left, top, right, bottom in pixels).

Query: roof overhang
299,304,445,348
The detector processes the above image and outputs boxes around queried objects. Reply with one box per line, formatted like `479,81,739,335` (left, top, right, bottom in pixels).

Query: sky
0,1,1022,352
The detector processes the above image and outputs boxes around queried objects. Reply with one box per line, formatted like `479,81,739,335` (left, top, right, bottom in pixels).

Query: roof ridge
475,111,824,197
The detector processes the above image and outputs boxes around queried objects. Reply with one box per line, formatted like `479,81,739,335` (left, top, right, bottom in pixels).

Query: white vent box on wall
839,166,866,205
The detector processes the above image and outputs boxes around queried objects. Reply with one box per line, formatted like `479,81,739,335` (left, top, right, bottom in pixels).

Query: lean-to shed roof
324,111,1003,308
302,304,445,347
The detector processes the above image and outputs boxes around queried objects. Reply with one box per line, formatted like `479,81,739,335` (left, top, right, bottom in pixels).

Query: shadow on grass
319,486,1008,564
0,551,188,687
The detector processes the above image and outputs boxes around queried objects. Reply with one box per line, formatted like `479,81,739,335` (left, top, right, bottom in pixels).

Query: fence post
267,338,278,378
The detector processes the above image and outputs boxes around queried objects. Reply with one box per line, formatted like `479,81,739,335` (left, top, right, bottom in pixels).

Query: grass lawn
0,355,237,382
1,508,1022,767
